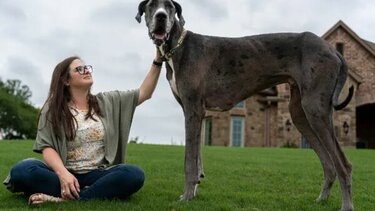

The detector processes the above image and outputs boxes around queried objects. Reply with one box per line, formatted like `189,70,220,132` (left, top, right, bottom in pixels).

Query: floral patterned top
3,90,139,193
65,107,105,174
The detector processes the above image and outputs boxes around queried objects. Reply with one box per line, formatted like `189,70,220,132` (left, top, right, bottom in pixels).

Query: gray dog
136,1,354,210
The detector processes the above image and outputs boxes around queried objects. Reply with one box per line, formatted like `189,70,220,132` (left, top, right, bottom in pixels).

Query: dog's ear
172,1,185,26
135,0,149,23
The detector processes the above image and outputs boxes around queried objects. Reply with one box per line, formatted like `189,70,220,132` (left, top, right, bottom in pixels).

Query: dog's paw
315,193,329,203
179,194,191,202
179,184,198,201
340,205,354,211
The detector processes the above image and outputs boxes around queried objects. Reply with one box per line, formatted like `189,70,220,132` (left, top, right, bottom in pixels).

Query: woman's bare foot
28,193,65,205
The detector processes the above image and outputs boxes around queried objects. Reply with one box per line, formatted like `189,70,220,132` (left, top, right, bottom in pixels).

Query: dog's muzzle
150,12,170,46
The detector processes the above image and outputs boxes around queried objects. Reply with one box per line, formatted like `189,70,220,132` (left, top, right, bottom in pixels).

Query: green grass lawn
0,141,374,211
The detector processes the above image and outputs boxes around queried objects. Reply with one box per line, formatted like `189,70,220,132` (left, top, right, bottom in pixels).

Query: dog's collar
159,29,187,61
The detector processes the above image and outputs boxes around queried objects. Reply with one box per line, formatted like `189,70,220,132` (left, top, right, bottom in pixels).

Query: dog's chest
158,46,180,97
166,60,179,97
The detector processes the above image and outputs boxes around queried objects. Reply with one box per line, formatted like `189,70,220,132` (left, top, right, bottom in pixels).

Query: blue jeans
8,159,145,200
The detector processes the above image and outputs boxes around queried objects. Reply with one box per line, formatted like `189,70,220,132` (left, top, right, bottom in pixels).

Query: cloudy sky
1,0,374,145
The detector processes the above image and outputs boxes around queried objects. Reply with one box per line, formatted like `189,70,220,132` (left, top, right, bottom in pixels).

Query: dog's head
136,0,185,46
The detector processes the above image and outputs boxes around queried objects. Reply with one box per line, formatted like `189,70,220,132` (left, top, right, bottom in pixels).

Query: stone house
202,20,375,149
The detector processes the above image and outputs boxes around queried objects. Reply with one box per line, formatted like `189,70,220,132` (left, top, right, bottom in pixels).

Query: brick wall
325,27,375,106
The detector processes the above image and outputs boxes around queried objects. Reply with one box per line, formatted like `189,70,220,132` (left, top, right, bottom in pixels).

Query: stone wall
276,84,301,147
325,27,375,106
332,77,357,147
323,26,375,146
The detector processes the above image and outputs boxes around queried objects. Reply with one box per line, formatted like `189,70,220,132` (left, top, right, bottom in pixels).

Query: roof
322,20,375,57
363,39,375,51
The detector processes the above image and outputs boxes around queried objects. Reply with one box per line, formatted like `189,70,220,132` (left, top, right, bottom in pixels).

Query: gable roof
364,39,375,51
322,20,375,57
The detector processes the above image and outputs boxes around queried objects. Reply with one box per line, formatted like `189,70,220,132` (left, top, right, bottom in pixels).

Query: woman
3,49,163,204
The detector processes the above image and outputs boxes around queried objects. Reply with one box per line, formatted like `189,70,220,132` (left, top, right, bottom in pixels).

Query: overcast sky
1,0,374,145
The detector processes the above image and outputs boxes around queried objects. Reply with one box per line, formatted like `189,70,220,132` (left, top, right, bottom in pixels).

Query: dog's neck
164,19,185,52
159,19,187,62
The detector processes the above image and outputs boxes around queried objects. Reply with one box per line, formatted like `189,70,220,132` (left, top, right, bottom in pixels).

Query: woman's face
67,59,93,89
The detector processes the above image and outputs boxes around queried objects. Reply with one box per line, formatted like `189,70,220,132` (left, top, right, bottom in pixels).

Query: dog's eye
164,2,173,9
148,1,156,7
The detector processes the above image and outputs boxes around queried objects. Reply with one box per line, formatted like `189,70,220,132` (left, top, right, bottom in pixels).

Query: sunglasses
74,65,93,75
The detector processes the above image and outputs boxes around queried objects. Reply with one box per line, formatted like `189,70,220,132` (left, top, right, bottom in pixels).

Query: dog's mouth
151,27,170,46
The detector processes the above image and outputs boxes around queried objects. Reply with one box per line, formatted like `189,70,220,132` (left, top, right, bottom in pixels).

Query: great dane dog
136,1,354,210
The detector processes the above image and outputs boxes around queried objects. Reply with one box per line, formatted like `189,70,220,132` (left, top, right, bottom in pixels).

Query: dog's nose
155,12,167,22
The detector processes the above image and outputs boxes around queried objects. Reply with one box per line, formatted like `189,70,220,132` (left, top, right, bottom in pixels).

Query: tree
0,78,39,139
1,79,32,103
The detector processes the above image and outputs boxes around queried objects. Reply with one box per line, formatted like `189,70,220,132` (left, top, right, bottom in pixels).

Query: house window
230,116,245,147
204,117,212,145
234,101,245,108
336,42,344,56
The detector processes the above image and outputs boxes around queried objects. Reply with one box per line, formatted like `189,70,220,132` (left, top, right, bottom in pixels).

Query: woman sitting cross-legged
3,49,163,204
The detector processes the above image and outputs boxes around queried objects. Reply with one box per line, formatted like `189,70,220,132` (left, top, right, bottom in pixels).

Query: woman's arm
42,147,80,200
138,48,163,105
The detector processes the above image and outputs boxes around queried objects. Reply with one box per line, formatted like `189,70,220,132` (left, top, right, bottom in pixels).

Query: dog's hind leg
299,89,353,211
288,85,336,202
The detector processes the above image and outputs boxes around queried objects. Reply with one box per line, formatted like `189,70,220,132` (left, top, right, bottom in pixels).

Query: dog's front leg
180,104,205,201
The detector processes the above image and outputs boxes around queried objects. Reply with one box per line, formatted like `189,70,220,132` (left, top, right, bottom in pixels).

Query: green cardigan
3,89,139,191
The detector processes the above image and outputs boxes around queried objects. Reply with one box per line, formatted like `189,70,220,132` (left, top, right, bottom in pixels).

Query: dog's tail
332,52,354,110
